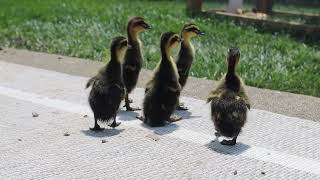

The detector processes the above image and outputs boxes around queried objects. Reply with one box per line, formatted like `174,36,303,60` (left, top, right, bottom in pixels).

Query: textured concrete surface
0,61,320,179
0,48,319,121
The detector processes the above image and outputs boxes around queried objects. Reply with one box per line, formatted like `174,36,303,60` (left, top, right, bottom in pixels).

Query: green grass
0,0,319,97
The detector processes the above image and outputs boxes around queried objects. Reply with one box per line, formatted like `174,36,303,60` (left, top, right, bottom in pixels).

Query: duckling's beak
229,48,240,56
144,23,152,30
197,31,205,35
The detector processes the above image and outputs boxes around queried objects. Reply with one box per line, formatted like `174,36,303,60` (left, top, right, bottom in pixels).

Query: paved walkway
1,48,319,121
0,56,320,179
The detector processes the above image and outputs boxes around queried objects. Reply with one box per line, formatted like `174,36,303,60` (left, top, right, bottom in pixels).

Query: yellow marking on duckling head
182,23,204,40
128,17,151,36
166,34,181,51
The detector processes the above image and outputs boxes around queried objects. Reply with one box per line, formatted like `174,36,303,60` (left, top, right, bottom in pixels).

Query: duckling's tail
86,77,96,89
207,97,213,103
207,96,217,103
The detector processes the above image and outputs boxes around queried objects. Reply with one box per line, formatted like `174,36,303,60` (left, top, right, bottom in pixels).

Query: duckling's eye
119,40,127,47
136,21,145,26
186,27,193,31
172,37,178,42
190,27,200,33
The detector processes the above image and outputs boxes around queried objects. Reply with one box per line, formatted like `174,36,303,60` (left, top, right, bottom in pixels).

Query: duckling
207,48,250,145
176,23,204,110
123,16,151,111
139,32,182,127
86,36,128,131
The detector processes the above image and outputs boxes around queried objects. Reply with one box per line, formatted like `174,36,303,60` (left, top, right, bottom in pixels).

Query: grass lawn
0,0,319,97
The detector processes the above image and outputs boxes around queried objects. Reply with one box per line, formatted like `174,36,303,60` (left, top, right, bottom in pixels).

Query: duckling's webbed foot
176,102,188,111
168,114,182,122
123,99,133,107
220,137,237,146
215,132,221,138
136,115,145,121
126,106,141,111
125,95,141,111
108,117,121,128
90,119,105,131
176,104,188,111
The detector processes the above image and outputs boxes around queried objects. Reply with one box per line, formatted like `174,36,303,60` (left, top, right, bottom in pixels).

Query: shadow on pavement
118,110,140,121
81,128,125,138
139,122,179,135
175,110,201,120
118,108,181,135
206,140,250,155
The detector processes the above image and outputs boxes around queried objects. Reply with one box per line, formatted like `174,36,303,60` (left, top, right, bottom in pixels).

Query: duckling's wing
238,85,250,109
207,82,225,103
106,84,125,105
85,76,97,89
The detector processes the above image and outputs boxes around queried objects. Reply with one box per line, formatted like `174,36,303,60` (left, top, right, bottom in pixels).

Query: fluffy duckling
139,32,182,127
123,16,151,111
207,48,250,145
86,36,128,131
176,23,204,110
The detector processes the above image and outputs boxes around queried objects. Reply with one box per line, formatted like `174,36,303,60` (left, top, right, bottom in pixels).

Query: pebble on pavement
32,112,39,117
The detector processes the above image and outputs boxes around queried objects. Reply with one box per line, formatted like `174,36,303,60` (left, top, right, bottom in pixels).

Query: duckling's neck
227,61,236,75
110,50,121,64
226,61,240,91
181,35,195,55
127,29,140,45
181,35,192,47
161,46,172,62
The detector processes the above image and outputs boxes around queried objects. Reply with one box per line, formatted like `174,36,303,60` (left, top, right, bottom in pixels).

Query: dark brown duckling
123,16,151,111
176,23,204,110
139,32,182,127
86,36,128,131
207,48,250,145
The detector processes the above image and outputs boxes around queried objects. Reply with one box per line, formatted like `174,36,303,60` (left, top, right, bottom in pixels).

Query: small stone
32,112,39,117
261,172,266,175
233,170,237,175
101,139,107,143
83,115,88,118
63,132,70,136
17,139,22,141
145,134,160,141
58,56,63,59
